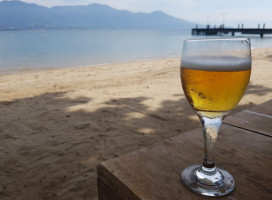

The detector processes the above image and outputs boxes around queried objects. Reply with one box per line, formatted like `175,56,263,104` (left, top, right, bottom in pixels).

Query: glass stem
199,115,222,169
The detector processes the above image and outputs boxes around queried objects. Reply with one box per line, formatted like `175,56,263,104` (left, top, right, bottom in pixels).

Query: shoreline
0,47,272,200
0,54,180,76
0,46,270,76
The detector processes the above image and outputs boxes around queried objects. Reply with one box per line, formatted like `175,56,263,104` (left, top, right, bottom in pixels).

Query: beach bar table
97,100,272,200
224,99,272,137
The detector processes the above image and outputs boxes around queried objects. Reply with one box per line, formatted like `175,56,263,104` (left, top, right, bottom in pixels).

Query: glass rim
184,37,250,43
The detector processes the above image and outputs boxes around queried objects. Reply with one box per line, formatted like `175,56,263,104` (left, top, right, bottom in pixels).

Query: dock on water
192,24,272,37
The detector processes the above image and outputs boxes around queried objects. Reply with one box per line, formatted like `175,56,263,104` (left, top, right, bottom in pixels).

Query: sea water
0,29,271,71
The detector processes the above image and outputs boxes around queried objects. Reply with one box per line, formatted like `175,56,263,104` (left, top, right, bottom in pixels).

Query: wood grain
224,99,272,137
97,124,272,200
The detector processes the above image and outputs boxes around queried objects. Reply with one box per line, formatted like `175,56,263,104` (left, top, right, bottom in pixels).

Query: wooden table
97,101,272,200
224,99,272,137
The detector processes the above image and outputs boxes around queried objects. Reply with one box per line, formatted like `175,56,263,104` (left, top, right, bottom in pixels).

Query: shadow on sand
0,82,271,200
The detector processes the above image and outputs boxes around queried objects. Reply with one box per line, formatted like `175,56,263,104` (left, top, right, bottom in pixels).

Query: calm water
0,29,272,71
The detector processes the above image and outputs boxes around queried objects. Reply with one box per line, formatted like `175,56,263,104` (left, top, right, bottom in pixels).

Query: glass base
181,164,235,197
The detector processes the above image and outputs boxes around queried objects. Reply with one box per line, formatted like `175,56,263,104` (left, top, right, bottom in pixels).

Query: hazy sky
3,0,272,27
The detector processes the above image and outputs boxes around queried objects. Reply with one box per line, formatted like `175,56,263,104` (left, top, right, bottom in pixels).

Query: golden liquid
181,68,251,117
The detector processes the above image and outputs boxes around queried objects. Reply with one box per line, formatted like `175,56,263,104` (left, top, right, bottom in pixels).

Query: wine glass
180,38,251,196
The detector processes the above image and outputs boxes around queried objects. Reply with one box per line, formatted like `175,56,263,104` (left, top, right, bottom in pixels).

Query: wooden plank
97,125,272,200
224,99,272,137
97,178,120,200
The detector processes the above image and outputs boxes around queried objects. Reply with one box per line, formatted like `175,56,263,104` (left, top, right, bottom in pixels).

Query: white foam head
181,56,251,71
181,38,252,71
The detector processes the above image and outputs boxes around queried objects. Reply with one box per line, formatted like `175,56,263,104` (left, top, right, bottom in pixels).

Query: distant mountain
0,0,195,30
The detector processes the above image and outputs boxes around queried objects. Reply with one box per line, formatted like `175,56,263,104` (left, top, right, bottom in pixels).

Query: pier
192,24,272,37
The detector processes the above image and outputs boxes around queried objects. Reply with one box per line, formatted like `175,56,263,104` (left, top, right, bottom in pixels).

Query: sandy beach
0,47,272,200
